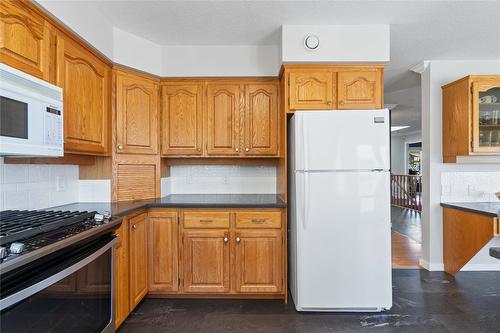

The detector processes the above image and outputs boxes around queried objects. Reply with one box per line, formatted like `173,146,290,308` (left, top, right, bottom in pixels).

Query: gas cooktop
0,209,121,274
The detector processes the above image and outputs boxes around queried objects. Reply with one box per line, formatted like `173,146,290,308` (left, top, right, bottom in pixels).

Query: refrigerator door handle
303,172,309,229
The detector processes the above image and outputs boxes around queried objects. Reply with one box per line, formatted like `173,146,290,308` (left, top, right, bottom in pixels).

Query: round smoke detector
304,34,320,51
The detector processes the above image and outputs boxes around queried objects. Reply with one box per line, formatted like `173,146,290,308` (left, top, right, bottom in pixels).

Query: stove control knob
0,247,7,259
10,242,24,254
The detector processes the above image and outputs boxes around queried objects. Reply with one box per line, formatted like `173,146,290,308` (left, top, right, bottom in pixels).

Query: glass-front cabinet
442,76,500,163
474,83,500,152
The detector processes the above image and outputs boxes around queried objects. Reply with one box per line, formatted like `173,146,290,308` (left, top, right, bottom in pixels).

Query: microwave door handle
0,238,117,311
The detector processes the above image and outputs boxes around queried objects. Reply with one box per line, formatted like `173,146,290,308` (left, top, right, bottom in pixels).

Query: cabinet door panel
56,33,110,155
149,210,179,292
182,229,230,293
244,84,278,156
129,212,148,309
162,84,203,156
116,70,158,155
114,219,130,328
0,1,50,80
337,70,382,109
206,84,241,156
235,229,282,293
115,155,159,201
472,80,500,154
289,71,334,110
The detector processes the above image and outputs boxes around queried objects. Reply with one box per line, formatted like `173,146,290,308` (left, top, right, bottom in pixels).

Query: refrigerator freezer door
293,110,390,171
294,170,392,311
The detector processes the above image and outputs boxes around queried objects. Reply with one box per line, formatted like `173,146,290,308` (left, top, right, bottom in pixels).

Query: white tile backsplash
167,165,277,194
78,179,111,202
441,171,500,202
1,158,80,210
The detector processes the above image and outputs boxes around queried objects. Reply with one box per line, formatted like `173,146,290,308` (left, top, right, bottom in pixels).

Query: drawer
235,211,281,229
183,211,230,228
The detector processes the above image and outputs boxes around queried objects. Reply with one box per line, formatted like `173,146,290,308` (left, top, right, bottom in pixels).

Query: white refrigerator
289,109,392,312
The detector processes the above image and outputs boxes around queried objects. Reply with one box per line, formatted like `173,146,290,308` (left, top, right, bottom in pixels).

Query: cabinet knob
236,237,241,244
197,148,201,152
235,148,239,152
223,237,229,244
327,101,332,105
245,148,249,152
132,224,137,230
118,145,123,150
339,101,345,106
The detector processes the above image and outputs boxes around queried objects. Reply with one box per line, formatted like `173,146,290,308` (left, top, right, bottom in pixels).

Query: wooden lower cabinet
234,229,282,293
114,216,130,328
148,209,179,293
182,229,230,293
115,207,285,326
128,212,149,309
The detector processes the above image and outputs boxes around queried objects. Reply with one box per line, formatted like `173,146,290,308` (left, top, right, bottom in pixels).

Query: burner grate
0,210,96,246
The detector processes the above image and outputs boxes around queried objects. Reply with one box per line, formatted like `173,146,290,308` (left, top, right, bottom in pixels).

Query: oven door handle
0,237,117,311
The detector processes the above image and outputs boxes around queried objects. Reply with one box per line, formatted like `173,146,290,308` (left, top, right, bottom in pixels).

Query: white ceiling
63,0,500,135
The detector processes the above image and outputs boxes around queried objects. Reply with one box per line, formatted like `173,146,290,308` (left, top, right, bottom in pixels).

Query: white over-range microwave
0,63,63,157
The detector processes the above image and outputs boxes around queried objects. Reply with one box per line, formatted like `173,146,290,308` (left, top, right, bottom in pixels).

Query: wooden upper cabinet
116,70,159,155
182,229,230,293
0,1,51,81
442,75,500,162
244,84,279,156
289,71,334,110
234,229,282,294
148,210,179,293
206,84,241,156
55,32,111,155
162,84,203,156
337,70,382,109
128,212,148,309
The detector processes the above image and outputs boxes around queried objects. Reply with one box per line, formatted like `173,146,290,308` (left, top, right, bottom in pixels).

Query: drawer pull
251,219,266,224
199,219,213,224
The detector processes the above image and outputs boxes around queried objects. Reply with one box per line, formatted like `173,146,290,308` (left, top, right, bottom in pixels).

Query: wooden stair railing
391,174,422,212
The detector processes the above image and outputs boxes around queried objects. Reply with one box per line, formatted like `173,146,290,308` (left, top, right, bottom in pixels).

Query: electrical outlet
56,175,66,192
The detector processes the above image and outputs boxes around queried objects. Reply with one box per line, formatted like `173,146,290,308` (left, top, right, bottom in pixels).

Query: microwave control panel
44,106,62,146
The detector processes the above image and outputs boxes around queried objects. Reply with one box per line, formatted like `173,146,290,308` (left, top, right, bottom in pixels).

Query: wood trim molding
4,153,95,165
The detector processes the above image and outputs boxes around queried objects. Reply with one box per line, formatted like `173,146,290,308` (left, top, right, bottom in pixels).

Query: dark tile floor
391,207,422,242
119,270,500,333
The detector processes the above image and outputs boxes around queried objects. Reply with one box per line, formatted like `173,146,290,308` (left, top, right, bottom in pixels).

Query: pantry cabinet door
244,84,279,156
116,70,159,155
206,84,241,156
129,212,148,309
289,71,335,110
182,229,230,293
337,70,382,109
56,32,111,155
149,210,179,293
234,229,282,293
161,84,203,156
0,1,51,81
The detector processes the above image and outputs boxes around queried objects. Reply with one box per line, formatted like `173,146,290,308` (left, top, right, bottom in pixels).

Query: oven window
0,248,112,333
0,96,28,139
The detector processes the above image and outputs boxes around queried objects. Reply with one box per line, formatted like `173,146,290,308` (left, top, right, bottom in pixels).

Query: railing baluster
390,174,422,212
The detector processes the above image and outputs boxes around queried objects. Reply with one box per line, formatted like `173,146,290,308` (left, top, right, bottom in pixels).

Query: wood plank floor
392,231,421,268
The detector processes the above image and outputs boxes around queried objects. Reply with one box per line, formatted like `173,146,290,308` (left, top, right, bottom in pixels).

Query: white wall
35,0,114,59
419,60,500,271
165,165,276,194
113,27,163,75
391,136,406,174
281,25,390,63
162,45,280,77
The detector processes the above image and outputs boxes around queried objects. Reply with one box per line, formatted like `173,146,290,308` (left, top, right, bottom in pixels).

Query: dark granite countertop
440,202,500,218
490,247,500,260
49,194,286,217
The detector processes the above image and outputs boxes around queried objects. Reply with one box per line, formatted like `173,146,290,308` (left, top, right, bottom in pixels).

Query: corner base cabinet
442,75,500,162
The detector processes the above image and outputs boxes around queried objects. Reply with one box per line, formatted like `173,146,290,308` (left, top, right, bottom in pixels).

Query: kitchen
1,1,499,332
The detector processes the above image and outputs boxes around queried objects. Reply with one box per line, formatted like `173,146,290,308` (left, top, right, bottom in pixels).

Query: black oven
0,234,116,333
